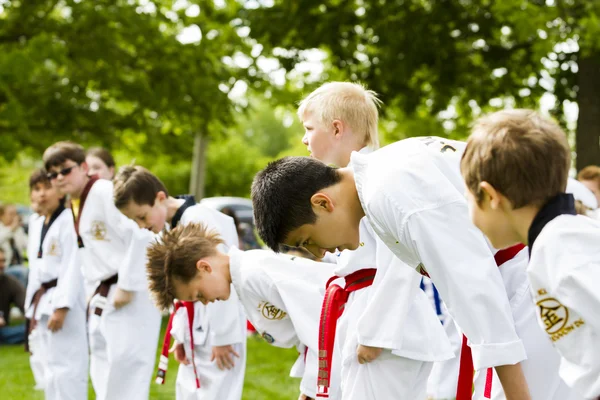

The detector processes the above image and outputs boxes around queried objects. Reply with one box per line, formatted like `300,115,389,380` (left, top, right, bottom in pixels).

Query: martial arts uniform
527,193,600,399
315,147,451,400
24,213,46,390
229,247,340,399
324,216,453,400
156,197,247,400
472,245,581,400
350,137,527,396
25,206,88,400
77,176,161,400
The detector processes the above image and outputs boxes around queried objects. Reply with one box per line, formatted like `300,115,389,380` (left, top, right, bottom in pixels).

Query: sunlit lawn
0,317,301,399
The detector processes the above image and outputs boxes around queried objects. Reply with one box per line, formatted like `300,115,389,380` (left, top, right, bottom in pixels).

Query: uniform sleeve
207,287,246,346
117,219,154,292
553,256,600,394
24,240,41,313
244,271,301,349
94,183,151,292
52,217,83,310
356,241,421,350
370,193,526,370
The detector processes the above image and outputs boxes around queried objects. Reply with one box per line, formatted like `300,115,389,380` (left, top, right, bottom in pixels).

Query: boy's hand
211,345,240,370
113,288,134,309
170,342,190,365
0,316,5,327
298,394,314,400
357,344,383,364
47,308,69,332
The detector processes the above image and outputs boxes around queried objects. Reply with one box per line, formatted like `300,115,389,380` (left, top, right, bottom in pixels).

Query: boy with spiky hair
296,81,453,400
23,168,88,400
43,141,161,400
461,109,600,399
145,222,341,400
113,165,247,400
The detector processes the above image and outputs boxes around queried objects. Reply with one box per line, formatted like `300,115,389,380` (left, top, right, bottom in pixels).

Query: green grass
0,318,302,399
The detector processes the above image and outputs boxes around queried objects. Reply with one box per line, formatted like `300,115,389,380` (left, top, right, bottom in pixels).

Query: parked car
200,196,254,225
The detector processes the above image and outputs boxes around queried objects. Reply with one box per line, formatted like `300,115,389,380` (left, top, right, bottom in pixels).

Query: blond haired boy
297,82,454,399
461,109,600,399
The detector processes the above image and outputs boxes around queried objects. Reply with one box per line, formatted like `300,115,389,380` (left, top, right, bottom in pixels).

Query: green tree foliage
244,0,600,168
0,0,250,161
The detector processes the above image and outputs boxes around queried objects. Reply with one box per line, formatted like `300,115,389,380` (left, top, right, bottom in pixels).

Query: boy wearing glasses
24,168,88,400
43,142,161,400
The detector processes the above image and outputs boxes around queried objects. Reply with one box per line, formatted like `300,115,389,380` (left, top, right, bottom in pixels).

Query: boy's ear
332,119,344,138
156,191,168,203
80,161,89,174
479,181,502,210
195,259,212,273
310,193,334,212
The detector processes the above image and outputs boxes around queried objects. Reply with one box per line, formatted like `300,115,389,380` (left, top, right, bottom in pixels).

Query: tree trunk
189,132,209,200
576,54,600,171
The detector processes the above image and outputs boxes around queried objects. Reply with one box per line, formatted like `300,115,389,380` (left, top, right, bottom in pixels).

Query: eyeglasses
47,165,78,180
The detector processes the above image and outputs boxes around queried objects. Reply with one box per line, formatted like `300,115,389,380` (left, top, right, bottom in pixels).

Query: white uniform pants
175,341,246,400
37,306,89,400
338,288,432,400
88,286,161,400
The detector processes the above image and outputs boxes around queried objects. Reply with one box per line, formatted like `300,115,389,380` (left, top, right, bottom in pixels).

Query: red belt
316,268,377,398
456,243,526,400
156,301,200,389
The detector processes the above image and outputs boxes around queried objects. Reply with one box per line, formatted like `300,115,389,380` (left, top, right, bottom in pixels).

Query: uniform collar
171,195,196,228
528,193,576,253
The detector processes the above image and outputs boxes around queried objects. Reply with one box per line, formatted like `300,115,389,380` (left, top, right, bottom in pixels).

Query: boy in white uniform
24,168,88,400
296,82,453,399
144,222,343,400
251,138,535,398
113,166,247,400
461,109,600,399
43,142,162,400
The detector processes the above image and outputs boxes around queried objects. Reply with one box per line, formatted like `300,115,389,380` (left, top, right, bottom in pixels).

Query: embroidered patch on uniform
47,238,60,257
91,220,109,241
257,301,287,320
262,332,275,344
536,296,585,342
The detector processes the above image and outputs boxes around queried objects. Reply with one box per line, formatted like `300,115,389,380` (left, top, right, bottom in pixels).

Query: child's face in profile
172,258,231,305
120,195,168,233
301,112,341,166
283,198,361,259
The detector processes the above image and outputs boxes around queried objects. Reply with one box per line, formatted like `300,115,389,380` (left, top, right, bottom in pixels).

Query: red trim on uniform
316,268,377,398
156,301,200,389
456,243,526,400
484,367,493,398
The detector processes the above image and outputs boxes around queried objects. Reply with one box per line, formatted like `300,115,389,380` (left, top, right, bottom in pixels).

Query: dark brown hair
146,223,223,310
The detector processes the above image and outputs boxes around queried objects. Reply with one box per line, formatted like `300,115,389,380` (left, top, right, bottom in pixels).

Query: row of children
26,81,600,400
142,82,600,400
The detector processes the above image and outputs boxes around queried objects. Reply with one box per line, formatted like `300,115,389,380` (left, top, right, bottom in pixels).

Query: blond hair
146,223,223,310
298,82,382,149
461,109,570,208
